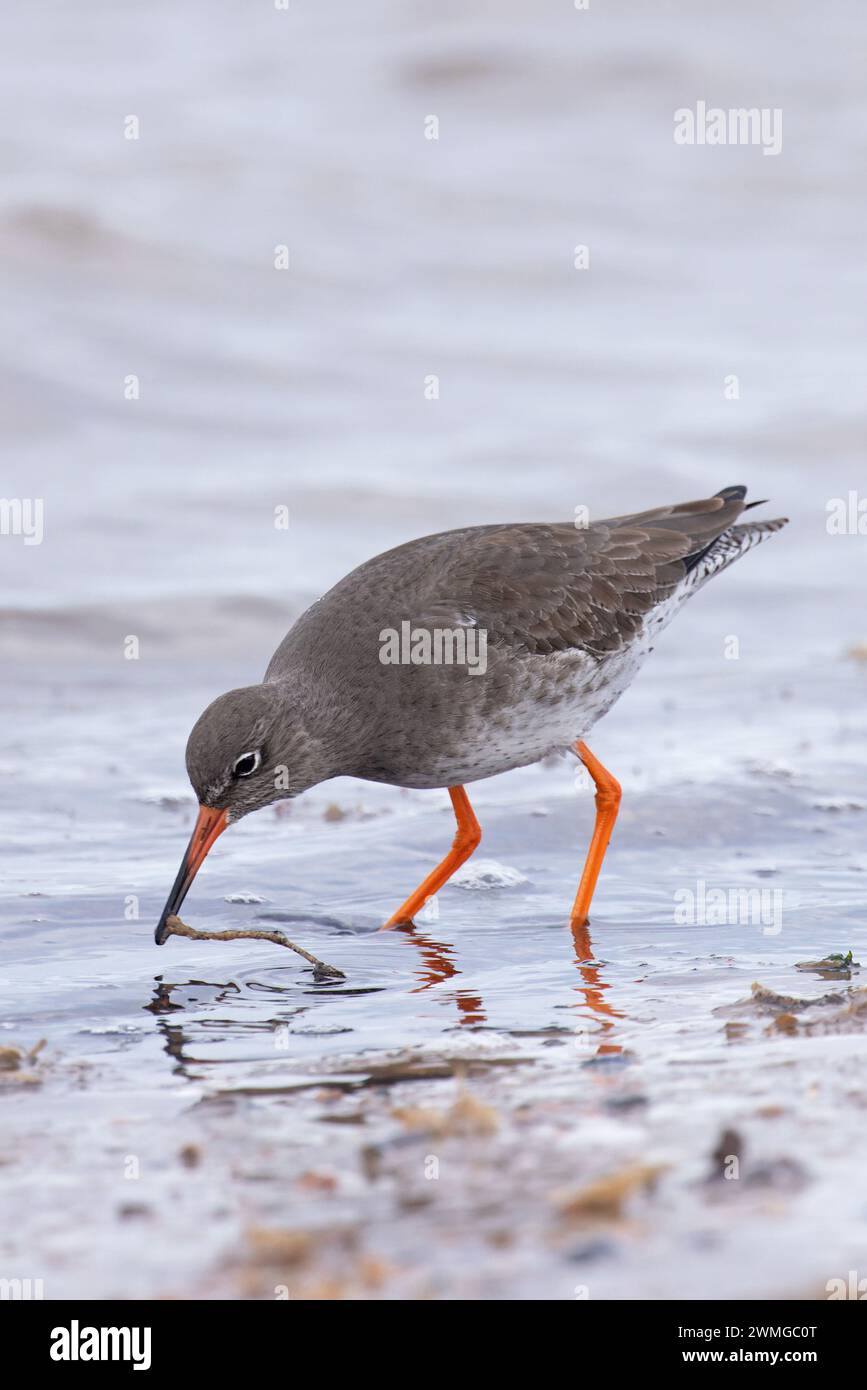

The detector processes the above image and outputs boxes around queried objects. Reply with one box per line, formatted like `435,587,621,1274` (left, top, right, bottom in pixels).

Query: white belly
359,582,691,790
391,639,653,788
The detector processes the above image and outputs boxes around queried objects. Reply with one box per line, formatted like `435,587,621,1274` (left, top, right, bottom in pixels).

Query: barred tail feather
686,516,788,590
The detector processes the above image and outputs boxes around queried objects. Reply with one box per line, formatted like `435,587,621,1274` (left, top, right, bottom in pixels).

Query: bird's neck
266,669,357,794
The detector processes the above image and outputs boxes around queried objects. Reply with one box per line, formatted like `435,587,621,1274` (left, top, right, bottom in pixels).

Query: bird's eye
233,750,261,778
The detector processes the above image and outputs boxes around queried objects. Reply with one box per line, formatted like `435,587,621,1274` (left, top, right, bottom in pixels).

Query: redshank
155,486,786,943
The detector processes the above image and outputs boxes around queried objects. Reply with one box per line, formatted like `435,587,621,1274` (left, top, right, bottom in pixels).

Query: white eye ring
233,749,261,778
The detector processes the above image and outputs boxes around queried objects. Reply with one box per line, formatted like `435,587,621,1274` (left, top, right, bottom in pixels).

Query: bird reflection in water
390,916,624,1052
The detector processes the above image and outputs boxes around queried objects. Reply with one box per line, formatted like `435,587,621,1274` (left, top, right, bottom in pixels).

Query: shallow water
1,0,866,1300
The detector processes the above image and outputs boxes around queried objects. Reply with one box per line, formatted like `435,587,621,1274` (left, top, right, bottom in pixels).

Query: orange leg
570,740,621,928
382,786,482,928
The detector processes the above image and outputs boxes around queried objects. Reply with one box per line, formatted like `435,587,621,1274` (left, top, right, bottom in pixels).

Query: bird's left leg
382,785,481,928
570,740,621,928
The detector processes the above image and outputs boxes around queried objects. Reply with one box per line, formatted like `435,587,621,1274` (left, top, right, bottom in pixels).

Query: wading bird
155,486,786,942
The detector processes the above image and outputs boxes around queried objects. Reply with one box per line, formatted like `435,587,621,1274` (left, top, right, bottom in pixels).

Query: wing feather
415,490,751,658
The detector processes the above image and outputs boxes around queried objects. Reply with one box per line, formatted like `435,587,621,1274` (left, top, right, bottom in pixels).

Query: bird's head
185,684,290,820
154,682,324,943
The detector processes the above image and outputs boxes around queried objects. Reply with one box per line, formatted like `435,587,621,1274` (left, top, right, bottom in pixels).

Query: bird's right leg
381,785,482,928
570,740,622,927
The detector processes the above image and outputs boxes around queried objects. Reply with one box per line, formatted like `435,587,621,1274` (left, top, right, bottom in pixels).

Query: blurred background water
1,0,866,1301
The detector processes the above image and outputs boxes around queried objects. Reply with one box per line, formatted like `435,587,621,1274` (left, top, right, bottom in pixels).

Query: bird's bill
154,804,229,944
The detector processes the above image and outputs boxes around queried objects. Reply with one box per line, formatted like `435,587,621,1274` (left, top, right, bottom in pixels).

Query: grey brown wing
420,488,751,658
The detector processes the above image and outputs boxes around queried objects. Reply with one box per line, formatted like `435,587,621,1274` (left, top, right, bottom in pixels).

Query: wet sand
2,639,866,1299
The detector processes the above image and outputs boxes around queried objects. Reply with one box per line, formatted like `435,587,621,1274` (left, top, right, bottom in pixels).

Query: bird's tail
683,488,788,589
